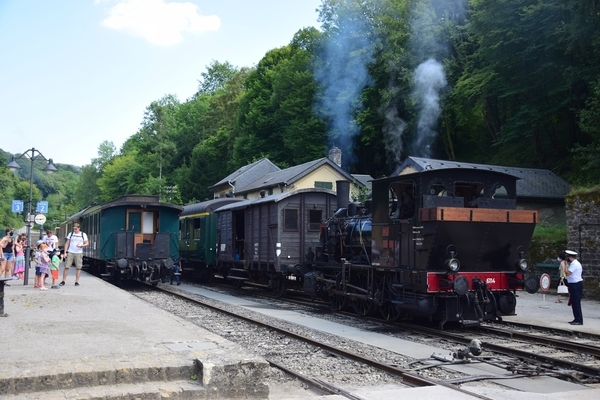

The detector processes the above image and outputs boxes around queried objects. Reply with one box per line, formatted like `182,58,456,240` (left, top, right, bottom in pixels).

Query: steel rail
395,322,600,379
153,285,494,400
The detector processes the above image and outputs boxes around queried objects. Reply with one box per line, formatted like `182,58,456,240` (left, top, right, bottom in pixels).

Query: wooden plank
419,207,538,223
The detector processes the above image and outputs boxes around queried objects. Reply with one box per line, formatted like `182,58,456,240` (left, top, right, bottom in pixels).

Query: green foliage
97,154,138,201
532,223,567,243
6,0,600,214
0,153,81,229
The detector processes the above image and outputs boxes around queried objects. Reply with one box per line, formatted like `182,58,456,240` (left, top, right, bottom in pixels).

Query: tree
96,154,138,201
197,60,238,95
73,165,101,209
92,140,117,172
234,28,328,167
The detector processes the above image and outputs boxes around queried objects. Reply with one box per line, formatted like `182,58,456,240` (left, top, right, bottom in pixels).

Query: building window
315,181,333,190
309,209,322,231
268,188,273,195
284,209,298,231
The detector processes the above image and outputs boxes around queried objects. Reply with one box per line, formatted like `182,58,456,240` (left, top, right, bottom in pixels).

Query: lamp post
6,148,57,286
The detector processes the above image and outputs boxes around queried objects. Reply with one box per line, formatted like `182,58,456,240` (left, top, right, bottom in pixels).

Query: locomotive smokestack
336,180,350,212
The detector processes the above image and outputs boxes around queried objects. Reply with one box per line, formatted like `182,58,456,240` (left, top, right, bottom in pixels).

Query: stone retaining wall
565,189,600,298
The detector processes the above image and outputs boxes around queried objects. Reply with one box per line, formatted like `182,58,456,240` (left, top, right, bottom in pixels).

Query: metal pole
23,156,35,286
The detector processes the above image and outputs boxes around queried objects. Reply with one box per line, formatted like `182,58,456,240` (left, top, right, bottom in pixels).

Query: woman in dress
13,234,26,280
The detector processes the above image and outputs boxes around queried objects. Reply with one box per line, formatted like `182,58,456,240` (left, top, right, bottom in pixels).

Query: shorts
2,253,14,261
64,252,84,270
51,269,59,280
35,266,41,276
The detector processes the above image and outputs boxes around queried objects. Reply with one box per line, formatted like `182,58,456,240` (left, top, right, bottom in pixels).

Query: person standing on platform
60,223,88,286
1,228,16,285
38,243,50,291
50,249,62,289
13,234,26,280
565,250,583,325
42,230,59,253
556,252,568,303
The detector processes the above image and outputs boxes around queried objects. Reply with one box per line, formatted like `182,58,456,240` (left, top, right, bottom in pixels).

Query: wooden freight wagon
215,189,337,292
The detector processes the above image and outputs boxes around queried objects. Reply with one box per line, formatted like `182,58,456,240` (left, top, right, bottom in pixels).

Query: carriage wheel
376,276,401,321
276,278,287,298
350,272,376,316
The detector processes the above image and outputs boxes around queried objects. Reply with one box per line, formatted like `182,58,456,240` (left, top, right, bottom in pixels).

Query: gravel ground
132,285,473,398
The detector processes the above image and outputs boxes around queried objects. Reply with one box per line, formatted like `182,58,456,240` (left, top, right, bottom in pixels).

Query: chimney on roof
329,146,342,167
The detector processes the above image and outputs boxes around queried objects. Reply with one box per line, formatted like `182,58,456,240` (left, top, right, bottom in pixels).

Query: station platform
502,289,600,333
1,269,599,400
0,269,269,399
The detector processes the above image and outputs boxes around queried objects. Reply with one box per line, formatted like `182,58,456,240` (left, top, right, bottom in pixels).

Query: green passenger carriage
179,198,242,281
59,195,182,285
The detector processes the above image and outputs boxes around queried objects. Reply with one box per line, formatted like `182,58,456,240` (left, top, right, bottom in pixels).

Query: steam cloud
412,58,447,158
313,13,374,167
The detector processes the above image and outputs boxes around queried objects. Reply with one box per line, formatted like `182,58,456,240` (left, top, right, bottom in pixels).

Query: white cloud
101,0,221,46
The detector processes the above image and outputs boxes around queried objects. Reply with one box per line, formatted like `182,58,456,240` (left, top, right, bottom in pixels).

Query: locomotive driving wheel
350,272,376,316
375,275,401,321
329,291,348,311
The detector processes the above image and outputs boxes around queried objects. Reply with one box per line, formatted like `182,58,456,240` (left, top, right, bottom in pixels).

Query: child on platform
37,243,50,290
50,248,61,289
33,241,42,288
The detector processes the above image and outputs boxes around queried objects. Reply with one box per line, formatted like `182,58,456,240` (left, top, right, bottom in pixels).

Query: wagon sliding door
127,210,158,247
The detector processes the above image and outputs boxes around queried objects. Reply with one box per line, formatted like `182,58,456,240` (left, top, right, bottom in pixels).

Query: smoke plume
412,58,447,158
313,12,375,168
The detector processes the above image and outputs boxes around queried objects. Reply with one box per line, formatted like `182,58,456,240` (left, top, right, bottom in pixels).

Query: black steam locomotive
207,167,539,327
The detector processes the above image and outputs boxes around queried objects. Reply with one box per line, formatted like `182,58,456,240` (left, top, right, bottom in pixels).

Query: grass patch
532,224,567,243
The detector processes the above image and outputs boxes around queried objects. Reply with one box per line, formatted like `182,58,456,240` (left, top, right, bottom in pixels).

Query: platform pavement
0,268,270,399
502,289,600,333
2,270,599,400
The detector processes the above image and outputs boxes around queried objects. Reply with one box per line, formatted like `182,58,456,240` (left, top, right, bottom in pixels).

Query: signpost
34,214,47,225
539,273,551,308
12,200,24,213
36,201,48,214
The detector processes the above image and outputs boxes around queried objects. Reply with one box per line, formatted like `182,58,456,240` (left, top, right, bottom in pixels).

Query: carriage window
193,218,201,239
284,209,298,231
308,210,322,231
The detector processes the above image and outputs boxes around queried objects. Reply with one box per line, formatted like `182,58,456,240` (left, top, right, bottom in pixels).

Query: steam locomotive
185,167,539,327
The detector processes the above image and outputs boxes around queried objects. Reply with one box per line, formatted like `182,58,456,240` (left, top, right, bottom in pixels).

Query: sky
0,0,323,167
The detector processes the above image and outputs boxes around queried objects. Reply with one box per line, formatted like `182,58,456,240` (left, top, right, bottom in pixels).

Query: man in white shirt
565,250,583,325
42,230,58,253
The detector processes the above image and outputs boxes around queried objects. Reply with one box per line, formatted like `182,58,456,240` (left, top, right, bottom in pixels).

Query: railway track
181,279,600,384
140,283,496,400
124,279,599,399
